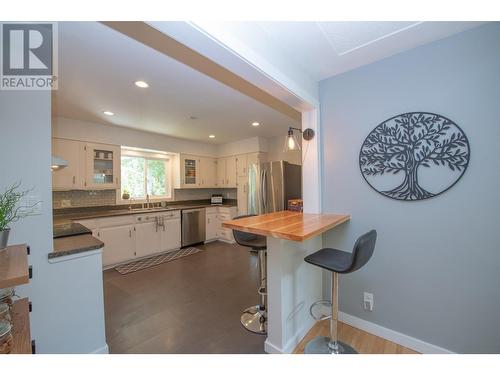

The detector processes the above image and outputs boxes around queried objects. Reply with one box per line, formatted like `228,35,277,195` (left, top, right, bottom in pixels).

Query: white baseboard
264,339,283,354
91,343,109,354
338,311,454,354
264,319,316,354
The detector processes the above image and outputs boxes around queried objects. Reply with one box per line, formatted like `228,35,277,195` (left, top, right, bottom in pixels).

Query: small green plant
0,182,36,231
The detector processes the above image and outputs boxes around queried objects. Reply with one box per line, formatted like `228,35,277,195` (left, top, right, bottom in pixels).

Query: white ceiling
55,22,486,145
54,22,299,144
250,21,486,81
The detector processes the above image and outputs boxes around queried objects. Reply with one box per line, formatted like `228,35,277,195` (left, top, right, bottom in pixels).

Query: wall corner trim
338,312,454,354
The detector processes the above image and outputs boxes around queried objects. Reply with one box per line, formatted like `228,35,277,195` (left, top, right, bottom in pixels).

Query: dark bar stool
304,230,377,354
232,215,267,335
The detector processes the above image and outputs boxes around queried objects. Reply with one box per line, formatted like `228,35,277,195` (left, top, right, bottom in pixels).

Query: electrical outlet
363,292,374,311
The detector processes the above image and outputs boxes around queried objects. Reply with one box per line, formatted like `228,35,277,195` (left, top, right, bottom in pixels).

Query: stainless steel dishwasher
181,208,206,247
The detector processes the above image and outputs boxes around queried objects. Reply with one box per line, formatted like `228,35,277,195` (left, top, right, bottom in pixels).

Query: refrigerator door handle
261,169,268,213
259,169,266,214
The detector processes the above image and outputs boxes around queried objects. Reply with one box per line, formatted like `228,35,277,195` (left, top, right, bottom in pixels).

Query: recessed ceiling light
103,111,114,116
252,122,260,127
135,80,149,88
209,135,215,139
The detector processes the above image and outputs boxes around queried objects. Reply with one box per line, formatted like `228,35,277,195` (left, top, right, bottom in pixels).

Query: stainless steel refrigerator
247,161,302,215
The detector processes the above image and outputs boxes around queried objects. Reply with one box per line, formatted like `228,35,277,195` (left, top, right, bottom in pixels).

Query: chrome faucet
146,194,151,209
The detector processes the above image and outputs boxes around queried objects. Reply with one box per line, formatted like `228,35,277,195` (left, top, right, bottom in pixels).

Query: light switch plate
363,292,374,311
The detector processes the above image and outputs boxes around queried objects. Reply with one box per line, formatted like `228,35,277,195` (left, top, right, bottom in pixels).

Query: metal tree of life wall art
359,112,470,201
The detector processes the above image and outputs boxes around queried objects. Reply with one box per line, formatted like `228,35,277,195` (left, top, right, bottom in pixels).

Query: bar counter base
264,236,323,354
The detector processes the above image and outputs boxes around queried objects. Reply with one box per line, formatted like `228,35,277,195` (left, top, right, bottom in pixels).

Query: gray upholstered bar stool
304,230,377,354
232,215,267,335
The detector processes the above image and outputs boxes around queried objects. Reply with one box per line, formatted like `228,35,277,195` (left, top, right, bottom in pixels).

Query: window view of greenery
121,156,146,199
121,156,168,199
147,159,167,196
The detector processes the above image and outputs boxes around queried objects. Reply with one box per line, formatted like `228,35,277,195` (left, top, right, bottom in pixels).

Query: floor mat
114,247,204,275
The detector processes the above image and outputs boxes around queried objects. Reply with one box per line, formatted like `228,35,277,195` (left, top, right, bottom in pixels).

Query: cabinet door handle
129,230,132,238
73,176,76,184
116,177,119,185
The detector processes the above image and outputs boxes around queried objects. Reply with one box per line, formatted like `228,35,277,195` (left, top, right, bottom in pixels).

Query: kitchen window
120,147,172,201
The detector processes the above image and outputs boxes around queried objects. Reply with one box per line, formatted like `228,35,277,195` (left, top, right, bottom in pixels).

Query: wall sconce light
283,126,315,152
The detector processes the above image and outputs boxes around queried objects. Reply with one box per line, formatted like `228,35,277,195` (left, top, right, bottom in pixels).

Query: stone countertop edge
50,234,104,259
53,203,237,225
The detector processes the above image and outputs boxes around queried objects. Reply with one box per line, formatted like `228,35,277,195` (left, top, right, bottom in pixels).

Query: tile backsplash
173,188,237,201
53,188,237,208
53,190,116,208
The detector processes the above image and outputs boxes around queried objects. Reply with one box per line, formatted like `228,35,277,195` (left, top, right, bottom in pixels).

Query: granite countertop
53,202,236,225
51,234,104,259
49,200,236,259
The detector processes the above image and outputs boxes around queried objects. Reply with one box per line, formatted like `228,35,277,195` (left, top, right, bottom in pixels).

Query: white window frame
118,147,175,204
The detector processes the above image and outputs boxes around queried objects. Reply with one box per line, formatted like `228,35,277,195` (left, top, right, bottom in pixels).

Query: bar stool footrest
309,299,332,321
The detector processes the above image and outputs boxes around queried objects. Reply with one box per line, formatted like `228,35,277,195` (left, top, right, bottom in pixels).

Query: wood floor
103,241,266,354
294,319,418,354
104,240,417,354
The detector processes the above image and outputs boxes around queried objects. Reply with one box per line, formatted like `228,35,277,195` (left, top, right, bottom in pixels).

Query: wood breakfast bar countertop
222,211,350,242
222,210,350,354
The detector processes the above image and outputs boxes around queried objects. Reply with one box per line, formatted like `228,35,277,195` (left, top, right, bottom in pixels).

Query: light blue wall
320,23,500,353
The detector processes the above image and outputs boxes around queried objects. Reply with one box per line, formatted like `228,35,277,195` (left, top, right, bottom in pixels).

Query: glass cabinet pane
184,159,196,184
93,149,114,185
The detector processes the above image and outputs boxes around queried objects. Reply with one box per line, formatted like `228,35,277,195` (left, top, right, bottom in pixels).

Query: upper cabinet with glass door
85,143,121,189
180,154,199,188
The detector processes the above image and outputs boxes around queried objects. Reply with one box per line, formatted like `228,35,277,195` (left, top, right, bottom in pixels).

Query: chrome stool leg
241,250,267,335
305,272,357,354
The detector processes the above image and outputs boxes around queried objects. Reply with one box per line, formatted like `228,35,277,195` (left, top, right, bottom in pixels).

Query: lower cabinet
77,210,181,269
205,206,237,244
205,212,218,241
135,221,161,258
99,224,135,267
161,217,182,251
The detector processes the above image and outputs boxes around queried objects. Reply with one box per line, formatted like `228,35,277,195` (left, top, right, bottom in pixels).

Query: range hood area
51,155,68,171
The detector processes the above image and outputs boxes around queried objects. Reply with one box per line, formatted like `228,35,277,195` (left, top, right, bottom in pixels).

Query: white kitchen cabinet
216,157,237,188
237,176,248,216
135,221,162,258
98,224,135,267
200,157,217,188
216,206,237,243
216,158,226,187
160,212,181,252
236,154,248,178
84,143,121,190
180,154,199,188
205,212,218,242
52,138,86,191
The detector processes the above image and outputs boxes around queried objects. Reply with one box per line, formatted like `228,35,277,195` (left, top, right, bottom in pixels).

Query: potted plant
0,182,36,250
